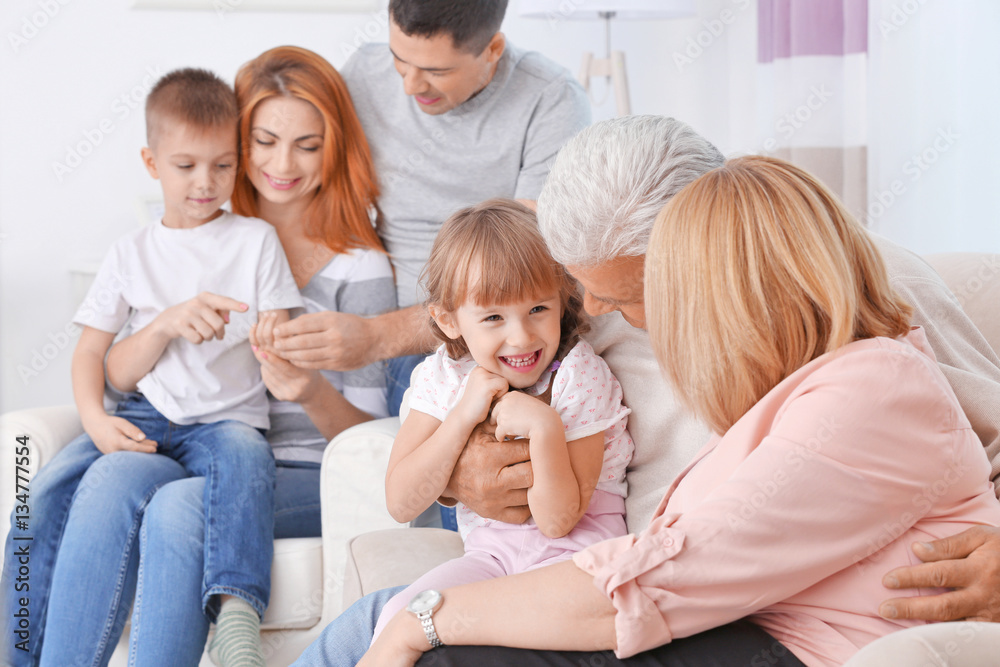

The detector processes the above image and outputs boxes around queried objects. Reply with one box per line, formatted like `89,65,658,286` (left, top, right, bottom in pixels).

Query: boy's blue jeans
1,394,275,667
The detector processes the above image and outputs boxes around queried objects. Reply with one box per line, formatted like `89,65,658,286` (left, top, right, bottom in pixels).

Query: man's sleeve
514,77,591,201
891,271,1000,496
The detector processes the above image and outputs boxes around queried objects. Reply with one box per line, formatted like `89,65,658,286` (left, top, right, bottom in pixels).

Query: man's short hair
389,0,508,53
537,115,726,268
145,68,238,146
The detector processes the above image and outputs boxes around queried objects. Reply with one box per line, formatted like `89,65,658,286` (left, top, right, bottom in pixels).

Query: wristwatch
406,589,445,648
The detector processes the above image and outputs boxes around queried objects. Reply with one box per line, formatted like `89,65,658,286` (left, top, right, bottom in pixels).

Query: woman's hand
271,310,374,370
358,609,427,667
83,413,157,454
491,391,560,443
455,366,509,427
251,312,324,404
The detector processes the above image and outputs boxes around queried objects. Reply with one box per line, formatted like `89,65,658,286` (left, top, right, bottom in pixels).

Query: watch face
407,589,442,614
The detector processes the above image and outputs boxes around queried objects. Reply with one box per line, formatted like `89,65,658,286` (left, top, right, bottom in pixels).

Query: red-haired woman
33,46,395,667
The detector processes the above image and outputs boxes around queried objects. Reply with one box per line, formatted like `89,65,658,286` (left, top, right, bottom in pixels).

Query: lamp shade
518,0,697,21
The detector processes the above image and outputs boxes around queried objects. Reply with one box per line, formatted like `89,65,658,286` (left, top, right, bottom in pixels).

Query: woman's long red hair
232,45,384,254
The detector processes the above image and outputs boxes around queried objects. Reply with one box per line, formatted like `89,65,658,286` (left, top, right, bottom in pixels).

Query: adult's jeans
5,456,319,667
1,394,276,666
291,586,404,667
128,463,322,666
385,354,426,418
2,432,144,667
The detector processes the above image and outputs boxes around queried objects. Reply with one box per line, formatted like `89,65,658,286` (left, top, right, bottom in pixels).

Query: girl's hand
155,292,248,344
251,313,324,404
491,391,561,443
83,414,157,454
455,366,509,426
358,609,427,667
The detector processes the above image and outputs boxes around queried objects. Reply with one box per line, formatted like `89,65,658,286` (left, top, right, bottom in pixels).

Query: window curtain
756,0,868,219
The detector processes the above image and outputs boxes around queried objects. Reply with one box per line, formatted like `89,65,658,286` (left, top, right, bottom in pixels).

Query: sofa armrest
1,405,84,548
342,528,464,608
318,416,408,624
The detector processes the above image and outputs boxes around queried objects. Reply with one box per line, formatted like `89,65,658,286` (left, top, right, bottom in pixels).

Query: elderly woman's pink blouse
573,328,1000,667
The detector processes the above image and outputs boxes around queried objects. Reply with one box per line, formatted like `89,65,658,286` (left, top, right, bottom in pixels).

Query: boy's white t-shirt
73,211,303,429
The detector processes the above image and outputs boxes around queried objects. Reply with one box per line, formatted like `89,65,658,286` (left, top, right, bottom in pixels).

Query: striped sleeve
302,248,396,420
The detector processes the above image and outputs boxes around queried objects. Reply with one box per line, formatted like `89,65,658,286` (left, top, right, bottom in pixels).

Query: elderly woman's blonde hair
645,155,913,434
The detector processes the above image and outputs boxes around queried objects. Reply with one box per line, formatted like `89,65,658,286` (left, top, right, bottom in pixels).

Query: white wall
4,0,996,413
0,0,758,412
866,0,1000,255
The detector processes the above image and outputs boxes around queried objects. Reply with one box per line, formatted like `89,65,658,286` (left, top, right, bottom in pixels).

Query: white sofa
0,414,409,666
4,251,1000,666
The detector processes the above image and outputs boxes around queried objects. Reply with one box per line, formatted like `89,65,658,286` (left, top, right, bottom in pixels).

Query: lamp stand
576,12,631,116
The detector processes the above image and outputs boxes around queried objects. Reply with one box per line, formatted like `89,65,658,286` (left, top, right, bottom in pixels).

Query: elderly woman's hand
879,525,1000,622
358,609,427,667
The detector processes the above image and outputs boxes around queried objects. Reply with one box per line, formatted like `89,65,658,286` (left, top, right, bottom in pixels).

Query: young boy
2,69,301,667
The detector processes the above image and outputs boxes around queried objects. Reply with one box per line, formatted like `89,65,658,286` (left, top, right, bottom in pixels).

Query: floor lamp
518,0,697,116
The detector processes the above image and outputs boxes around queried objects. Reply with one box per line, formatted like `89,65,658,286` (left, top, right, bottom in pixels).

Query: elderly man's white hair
537,115,725,267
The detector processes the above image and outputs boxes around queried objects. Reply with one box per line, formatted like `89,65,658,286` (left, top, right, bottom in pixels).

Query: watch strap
416,608,444,648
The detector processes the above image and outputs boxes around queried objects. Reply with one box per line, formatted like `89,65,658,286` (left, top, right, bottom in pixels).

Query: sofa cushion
261,537,323,630
343,528,464,604
925,253,1000,355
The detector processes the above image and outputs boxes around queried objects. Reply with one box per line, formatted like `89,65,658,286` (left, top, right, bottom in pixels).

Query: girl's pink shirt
573,327,1000,666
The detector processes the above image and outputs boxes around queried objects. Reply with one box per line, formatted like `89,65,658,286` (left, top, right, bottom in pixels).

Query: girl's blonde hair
232,46,384,255
423,198,587,360
645,155,912,434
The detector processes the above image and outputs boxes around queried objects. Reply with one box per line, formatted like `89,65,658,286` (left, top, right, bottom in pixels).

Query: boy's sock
209,597,265,667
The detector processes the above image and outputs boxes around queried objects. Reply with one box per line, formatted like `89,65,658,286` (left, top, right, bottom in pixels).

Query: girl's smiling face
435,290,563,389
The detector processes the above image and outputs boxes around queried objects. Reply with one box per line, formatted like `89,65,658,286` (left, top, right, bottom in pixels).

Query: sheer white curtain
754,0,869,217
866,0,1000,253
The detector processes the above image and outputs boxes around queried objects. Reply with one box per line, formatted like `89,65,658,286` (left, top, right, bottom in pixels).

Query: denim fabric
291,586,404,667
129,477,211,667
40,453,187,667
385,354,426,418
2,432,107,667
1,395,276,667
127,462,321,665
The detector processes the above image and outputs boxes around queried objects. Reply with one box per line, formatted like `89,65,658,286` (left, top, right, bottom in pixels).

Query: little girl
373,198,634,639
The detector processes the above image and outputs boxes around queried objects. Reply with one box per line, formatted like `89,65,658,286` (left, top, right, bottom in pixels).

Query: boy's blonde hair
645,155,912,434
423,198,587,360
145,68,238,147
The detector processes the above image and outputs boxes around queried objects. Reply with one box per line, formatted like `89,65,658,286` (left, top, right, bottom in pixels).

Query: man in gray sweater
271,0,590,416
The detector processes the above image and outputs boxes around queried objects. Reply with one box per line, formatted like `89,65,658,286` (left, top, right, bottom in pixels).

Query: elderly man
294,116,1000,666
